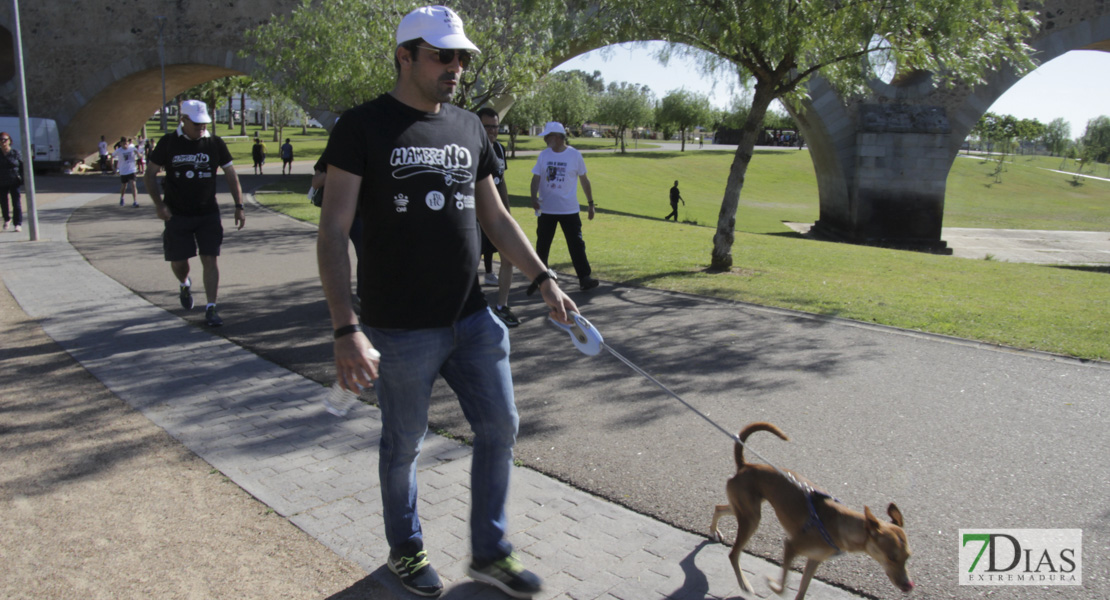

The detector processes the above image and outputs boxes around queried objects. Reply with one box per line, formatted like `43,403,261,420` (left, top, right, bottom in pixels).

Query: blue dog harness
788,473,844,555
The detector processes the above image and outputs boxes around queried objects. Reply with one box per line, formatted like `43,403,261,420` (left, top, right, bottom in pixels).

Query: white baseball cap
396,5,480,52
180,99,212,124
541,122,567,138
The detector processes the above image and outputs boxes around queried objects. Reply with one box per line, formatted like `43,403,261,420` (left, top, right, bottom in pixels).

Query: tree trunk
710,82,777,271
680,127,686,152
227,95,234,129
239,92,247,136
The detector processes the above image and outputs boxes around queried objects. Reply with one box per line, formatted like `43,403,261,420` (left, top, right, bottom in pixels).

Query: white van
0,115,62,173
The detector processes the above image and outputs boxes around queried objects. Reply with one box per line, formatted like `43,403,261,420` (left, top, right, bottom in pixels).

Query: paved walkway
5,169,1107,600
2,191,866,599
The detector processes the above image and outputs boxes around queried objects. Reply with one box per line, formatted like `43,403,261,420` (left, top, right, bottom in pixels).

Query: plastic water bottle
323,348,380,417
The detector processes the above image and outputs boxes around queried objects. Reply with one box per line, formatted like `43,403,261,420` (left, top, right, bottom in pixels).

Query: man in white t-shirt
112,138,140,207
97,135,110,172
530,121,599,290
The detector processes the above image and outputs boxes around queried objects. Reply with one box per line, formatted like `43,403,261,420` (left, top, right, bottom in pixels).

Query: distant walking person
113,137,140,207
530,121,599,290
0,132,23,232
476,106,519,327
252,136,266,174
665,180,684,221
280,138,294,175
144,99,246,328
97,135,110,173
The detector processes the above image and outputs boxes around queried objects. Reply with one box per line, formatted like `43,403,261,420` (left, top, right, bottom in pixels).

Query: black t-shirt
324,94,498,329
148,131,233,216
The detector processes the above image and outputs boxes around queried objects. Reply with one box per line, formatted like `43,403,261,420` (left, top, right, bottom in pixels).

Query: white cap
541,122,566,138
180,99,212,124
396,5,480,52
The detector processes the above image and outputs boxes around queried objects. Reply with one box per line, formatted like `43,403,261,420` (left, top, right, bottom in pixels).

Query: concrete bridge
1,0,1106,249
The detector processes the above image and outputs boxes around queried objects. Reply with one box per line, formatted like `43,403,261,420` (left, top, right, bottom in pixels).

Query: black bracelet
234,204,245,210
334,324,363,339
527,268,558,296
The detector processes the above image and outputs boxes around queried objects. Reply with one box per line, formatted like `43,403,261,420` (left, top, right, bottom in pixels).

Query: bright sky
553,42,1110,139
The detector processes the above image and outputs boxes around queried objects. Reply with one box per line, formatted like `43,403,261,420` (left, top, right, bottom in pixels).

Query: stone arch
57,47,255,165
948,11,1110,154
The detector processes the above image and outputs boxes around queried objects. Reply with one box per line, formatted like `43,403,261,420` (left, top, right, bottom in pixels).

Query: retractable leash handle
548,311,604,356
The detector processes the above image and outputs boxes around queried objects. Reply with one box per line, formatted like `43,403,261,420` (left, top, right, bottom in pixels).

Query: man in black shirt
318,5,577,598
144,99,245,327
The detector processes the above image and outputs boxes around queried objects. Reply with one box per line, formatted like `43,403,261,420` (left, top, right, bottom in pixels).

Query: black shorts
163,212,223,261
120,173,136,184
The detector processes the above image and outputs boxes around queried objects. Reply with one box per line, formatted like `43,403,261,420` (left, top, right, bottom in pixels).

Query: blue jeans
368,307,518,562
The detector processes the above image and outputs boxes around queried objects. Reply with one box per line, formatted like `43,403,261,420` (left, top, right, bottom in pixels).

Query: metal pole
10,0,38,241
157,16,167,133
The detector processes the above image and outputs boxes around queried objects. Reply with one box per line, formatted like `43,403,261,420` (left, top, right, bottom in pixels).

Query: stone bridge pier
795,3,1110,250
1,0,1107,249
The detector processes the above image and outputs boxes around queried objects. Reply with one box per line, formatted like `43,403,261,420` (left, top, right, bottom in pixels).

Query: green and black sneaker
387,548,443,598
468,553,542,599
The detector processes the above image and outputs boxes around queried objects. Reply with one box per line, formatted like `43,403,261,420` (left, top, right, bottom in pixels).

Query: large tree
1043,117,1071,158
545,71,597,135
605,0,1038,270
595,83,655,153
657,89,713,152
502,87,551,157
244,0,557,115
1080,115,1110,165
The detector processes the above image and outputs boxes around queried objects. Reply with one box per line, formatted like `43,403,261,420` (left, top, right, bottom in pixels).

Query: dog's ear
887,503,905,528
864,505,881,533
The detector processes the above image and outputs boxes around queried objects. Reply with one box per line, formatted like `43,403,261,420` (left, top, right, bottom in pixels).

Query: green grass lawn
253,145,1110,361
142,118,330,168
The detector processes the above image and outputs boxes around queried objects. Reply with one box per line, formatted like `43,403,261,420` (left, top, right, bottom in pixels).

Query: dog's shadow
668,539,759,600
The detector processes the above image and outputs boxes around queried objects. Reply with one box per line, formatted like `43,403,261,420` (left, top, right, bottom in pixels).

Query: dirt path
0,283,386,600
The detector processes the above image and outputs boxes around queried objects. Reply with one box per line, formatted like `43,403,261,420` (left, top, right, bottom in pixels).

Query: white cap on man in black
179,99,212,124
395,5,480,51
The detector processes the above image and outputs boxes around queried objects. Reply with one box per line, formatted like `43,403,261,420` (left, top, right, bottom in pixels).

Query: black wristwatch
234,203,245,210
527,268,558,296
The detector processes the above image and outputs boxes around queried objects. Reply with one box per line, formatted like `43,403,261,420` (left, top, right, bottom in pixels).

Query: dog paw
709,529,723,543
765,576,785,595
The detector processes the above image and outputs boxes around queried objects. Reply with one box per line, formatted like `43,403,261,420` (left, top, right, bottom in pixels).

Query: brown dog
709,422,914,599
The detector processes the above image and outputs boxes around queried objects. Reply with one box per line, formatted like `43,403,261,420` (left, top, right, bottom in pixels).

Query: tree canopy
244,0,558,115
657,89,713,152
596,83,655,153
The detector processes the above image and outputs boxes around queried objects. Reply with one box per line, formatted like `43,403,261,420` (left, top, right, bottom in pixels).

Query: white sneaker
14,225,21,232
484,272,499,285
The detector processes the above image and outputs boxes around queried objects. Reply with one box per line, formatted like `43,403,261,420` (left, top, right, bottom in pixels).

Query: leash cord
600,342,783,471
598,335,844,552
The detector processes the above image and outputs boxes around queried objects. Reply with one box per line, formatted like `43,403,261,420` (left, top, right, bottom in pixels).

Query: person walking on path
280,138,294,175
113,137,140,207
317,6,578,598
477,107,519,327
97,135,110,173
0,132,23,232
252,137,266,175
530,121,599,290
665,180,684,221
144,99,245,328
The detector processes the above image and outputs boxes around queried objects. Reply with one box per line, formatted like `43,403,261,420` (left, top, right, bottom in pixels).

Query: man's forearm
317,227,358,329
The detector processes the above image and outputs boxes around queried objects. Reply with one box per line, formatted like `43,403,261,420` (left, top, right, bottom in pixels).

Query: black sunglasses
418,45,473,68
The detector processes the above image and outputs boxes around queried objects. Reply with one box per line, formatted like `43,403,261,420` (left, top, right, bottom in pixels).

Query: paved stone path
2,191,866,599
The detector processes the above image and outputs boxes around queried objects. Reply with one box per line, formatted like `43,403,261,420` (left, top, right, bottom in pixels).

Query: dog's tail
734,422,789,468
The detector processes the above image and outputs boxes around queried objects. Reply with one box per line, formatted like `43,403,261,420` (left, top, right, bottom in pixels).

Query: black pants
1,185,21,226
665,202,679,221
536,212,591,281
